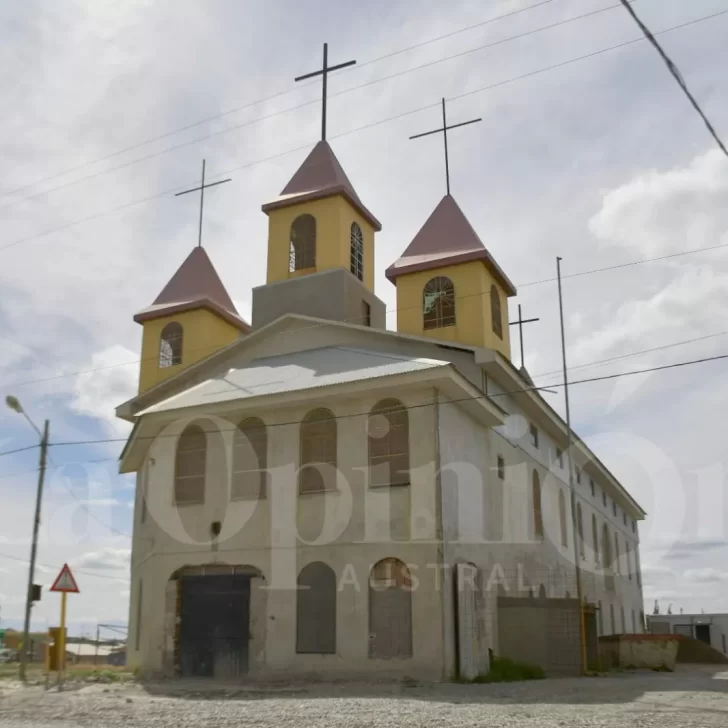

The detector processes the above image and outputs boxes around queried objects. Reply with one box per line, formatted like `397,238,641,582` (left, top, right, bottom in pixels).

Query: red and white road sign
50,563,80,594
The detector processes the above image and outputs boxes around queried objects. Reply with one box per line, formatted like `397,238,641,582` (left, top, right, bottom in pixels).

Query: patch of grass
651,663,673,672
458,657,546,683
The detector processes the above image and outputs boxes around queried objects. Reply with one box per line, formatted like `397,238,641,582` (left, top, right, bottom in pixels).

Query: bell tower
251,43,386,330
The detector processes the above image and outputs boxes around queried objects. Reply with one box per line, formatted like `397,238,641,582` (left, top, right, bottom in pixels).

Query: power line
4,235,728,392
0,2,623,215
0,551,128,583
0,444,39,459
619,0,728,158
27,350,728,452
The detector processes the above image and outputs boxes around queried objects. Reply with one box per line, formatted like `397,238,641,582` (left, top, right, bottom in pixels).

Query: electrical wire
0,0,558,205
0,551,129,583
0,2,624,215
17,349,727,453
3,7,725,255
619,0,728,158
0,444,39,459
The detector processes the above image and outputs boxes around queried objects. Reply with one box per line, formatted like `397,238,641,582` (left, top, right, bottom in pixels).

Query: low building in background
647,612,728,656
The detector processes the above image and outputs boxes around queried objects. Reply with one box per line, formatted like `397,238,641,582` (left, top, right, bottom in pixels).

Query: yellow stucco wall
265,195,376,291
138,309,241,393
395,260,512,358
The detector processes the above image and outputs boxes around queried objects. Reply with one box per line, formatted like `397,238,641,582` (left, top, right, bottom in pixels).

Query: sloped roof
385,194,516,295
261,141,381,230
137,346,449,415
134,247,250,332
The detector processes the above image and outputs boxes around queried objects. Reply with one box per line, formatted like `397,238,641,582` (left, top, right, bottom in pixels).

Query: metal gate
179,574,250,678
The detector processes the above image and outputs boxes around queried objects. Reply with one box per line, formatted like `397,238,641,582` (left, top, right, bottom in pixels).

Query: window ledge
298,488,339,497
173,500,205,507
369,481,411,489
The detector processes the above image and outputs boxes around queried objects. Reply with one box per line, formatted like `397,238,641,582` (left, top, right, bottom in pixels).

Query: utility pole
556,257,587,674
6,396,49,683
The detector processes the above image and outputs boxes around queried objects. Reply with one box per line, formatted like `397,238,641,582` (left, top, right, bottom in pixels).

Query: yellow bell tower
261,141,381,290
134,246,250,394
386,194,516,358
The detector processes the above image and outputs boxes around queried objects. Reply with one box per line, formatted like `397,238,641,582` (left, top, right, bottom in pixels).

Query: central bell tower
251,44,387,330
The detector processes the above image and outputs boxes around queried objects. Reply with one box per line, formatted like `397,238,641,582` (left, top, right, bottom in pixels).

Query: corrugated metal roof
138,346,449,415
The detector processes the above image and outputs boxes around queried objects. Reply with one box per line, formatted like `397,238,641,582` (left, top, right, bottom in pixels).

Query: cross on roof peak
409,98,482,196
295,43,356,141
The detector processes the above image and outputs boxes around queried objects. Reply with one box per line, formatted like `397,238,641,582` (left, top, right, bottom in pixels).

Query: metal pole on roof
556,257,588,674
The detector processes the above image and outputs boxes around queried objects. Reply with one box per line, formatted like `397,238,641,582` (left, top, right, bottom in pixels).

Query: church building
117,49,646,681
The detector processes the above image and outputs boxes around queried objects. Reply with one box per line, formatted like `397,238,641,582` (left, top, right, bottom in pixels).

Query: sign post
49,564,79,688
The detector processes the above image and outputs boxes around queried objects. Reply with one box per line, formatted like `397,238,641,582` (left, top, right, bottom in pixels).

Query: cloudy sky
1,0,727,634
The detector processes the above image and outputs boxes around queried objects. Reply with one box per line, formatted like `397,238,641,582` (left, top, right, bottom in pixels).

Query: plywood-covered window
490,284,502,338
350,222,364,281
299,408,337,494
289,214,316,272
423,276,455,329
369,558,412,659
614,533,621,574
159,321,183,368
368,399,409,487
532,470,543,540
296,562,336,654
577,503,585,558
559,489,568,547
592,514,600,563
231,417,267,501
174,424,206,505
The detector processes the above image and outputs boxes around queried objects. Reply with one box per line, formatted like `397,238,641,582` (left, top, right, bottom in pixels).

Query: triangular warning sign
50,563,80,593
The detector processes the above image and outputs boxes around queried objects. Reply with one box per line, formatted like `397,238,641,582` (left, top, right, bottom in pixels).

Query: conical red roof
385,194,516,295
262,141,381,230
134,247,249,331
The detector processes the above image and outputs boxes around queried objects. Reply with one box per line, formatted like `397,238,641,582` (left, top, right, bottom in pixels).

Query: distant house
647,612,728,655
65,643,115,665
108,647,127,666
2,629,51,662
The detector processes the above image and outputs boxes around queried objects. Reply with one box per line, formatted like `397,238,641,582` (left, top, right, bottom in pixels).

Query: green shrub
461,657,546,683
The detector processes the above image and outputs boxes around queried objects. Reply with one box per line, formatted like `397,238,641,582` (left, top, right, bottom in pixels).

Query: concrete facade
252,268,387,331
599,634,680,670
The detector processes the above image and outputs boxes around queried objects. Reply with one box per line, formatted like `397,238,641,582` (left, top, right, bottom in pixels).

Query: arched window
490,285,502,339
626,544,633,580
289,214,316,272
299,408,337,494
558,490,568,548
602,524,614,590
592,514,600,563
231,418,267,501
423,276,455,330
174,424,206,505
350,222,363,281
577,503,585,558
159,322,183,368
368,399,409,487
532,470,543,540
296,562,336,654
369,558,412,658
614,533,621,574
620,605,625,634
610,603,616,634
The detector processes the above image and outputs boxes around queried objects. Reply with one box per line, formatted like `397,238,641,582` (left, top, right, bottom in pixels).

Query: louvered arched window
159,322,183,368
558,489,568,548
350,222,363,281
490,285,503,338
532,470,543,540
423,276,455,330
174,424,206,505
577,503,585,557
231,418,267,501
368,399,409,487
289,214,316,272
592,514,600,563
299,408,337,493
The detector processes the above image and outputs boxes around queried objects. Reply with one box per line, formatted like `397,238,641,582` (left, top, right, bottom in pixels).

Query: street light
5,395,49,683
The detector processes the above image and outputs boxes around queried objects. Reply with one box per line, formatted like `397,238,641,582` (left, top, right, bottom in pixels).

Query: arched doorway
168,564,264,678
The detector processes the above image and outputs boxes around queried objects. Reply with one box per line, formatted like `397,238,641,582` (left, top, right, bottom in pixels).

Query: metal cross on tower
295,43,356,142
509,304,540,370
409,98,482,196
175,159,232,247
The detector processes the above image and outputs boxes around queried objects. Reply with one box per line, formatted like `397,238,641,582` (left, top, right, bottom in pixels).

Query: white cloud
683,567,728,583
74,547,131,571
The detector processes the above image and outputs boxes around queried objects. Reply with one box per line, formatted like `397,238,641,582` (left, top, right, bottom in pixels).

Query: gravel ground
1,666,726,728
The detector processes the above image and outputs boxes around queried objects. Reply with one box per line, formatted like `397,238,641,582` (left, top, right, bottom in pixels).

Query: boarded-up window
558,489,568,547
532,470,543,540
592,514,599,563
232,418,266,500
423,276,455,329
577,503,584,557
296,562,336,654
368,399,409,487
289,214,316,272
369,558,412,659
299,408,337,494
350,222,363,281
490,284,502,338
614,533,620,574
174,425,206,505
159,321,183,368
626,544,633,580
